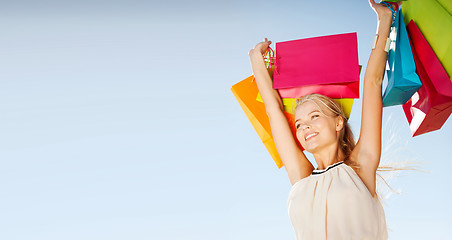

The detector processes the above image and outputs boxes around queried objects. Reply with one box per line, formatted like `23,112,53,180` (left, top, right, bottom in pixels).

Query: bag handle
264,47,278,76
252,46,277,83
381,1,398,23
264,47,275,66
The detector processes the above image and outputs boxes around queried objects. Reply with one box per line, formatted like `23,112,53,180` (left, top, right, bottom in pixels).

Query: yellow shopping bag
256,94,354,118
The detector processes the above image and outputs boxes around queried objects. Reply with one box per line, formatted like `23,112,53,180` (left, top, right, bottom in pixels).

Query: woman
248,1,401,239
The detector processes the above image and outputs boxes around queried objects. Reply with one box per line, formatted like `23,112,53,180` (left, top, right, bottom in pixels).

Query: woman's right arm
249,39,314,185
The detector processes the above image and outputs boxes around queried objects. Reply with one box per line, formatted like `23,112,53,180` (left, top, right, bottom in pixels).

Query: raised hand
369,0,402,20
249,38,272,56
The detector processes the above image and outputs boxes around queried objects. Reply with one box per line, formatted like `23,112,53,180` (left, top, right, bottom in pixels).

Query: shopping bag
277,81,359,99
437,0,452,14
402,0,452,80
272,33,360,89
382,8,422,107
402,20,452,136
256,94,354,118
231,76,302,169
277,66,362,99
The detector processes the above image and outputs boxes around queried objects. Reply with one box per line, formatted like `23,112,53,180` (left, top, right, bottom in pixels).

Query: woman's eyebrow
295,110,320,123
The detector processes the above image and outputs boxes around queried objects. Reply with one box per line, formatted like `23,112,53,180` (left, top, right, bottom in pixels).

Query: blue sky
0,0,451,239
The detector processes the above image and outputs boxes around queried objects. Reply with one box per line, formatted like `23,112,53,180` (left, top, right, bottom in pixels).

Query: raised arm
351,0,400,197
249,39,314,185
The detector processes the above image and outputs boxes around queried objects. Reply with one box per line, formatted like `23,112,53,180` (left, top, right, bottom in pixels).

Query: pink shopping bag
277,66,362,99
272,33,360,89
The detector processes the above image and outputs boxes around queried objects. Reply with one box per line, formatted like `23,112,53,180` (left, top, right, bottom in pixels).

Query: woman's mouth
305,132,318,141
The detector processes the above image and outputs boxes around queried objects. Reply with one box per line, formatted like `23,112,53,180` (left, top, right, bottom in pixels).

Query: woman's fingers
260,38,272,48
250,38,272,55
385,2,398,10
394,1,403,9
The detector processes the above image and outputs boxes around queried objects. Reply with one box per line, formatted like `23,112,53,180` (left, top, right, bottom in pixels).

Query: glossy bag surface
256,93,354,118
402,0,452,80
272,33,360,89
231,76,302,168
277,66,362,99
402,21,452,136
383,8,422,107
277,81,359,99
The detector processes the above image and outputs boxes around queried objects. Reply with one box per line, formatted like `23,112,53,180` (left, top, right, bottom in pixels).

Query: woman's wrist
249,49,265,59
379,15,393,26
377,11,393,21
376,16,392,34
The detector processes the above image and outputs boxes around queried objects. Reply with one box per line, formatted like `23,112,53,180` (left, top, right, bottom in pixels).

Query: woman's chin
303,144,319,153
300,139,322,153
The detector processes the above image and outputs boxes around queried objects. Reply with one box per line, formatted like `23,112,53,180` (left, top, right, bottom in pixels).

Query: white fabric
287,161,388,240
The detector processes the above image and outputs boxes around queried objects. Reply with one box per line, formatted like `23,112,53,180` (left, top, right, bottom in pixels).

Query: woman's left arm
351,0,399,196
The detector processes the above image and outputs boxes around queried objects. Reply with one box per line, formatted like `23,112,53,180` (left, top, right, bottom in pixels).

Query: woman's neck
313,144,345,170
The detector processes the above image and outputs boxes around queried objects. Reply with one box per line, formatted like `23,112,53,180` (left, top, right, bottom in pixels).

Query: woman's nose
302,123,311,131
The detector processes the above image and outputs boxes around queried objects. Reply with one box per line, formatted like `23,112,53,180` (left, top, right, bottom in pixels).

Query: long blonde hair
295,93,425,202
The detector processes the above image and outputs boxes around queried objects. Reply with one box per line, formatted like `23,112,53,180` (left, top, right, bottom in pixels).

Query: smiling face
294,100,343,153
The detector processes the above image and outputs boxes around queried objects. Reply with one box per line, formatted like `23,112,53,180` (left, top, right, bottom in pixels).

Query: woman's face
294,100,342,153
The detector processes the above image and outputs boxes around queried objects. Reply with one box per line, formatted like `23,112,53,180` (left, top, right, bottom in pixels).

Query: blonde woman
248,1,401,239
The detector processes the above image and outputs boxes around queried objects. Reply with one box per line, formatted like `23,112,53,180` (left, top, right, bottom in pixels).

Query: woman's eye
311,114,319,119
296,124,300,129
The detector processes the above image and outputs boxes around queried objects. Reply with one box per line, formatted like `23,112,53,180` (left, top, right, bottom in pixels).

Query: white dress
287,161,388,240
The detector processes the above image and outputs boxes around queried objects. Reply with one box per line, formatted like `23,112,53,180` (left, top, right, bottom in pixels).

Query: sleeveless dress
287,161,388,240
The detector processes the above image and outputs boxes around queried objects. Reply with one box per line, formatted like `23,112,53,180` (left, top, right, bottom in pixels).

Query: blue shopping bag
382,8,422,107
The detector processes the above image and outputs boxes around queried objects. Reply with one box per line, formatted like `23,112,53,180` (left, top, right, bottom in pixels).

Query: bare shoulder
288,164,314,186
287,160,314,186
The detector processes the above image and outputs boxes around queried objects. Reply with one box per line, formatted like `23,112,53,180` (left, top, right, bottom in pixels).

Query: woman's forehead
295,101,322,116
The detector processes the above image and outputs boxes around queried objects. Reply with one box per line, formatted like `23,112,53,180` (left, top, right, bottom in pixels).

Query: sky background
0,0,451,239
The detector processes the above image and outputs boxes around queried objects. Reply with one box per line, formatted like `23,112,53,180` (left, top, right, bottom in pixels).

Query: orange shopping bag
231,75,302,169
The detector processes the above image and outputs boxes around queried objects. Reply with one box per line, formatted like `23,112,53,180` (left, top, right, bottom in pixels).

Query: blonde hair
295,93,425,202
